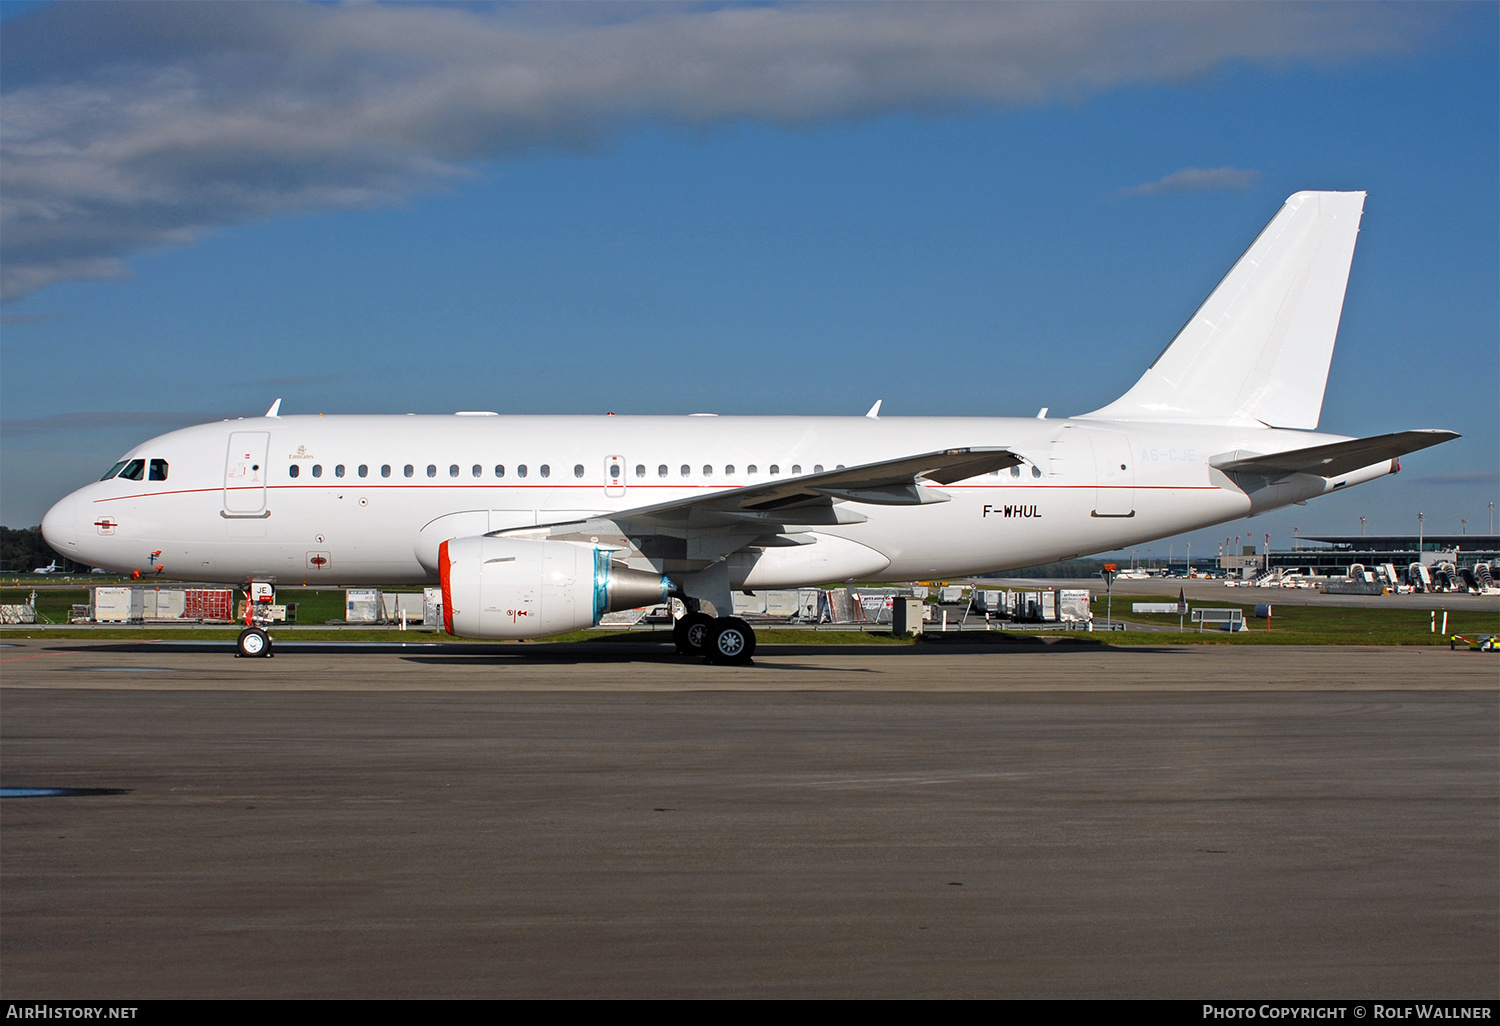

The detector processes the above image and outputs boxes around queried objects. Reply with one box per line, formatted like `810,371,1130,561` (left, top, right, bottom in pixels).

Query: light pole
1101,563,1117,628
1360,516,1366,537
1490,502,1495,534
1461,519,1467,535
1417,512,1424,556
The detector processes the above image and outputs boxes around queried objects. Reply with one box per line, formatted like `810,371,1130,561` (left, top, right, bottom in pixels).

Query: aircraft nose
41,492,82,561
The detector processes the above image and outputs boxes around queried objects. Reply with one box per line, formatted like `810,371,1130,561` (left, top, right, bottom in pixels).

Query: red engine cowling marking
439,539,454,636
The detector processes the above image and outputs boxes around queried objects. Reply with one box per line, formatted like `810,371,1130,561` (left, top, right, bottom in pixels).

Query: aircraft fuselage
42,412,1383,587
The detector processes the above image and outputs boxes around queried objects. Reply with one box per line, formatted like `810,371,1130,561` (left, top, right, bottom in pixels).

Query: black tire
707,617,756,665
673,612,716,656
236,626,272,658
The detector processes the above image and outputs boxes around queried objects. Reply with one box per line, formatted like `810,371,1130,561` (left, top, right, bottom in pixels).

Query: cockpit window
100,461,128,481
148,459,168,481
118,459,145,481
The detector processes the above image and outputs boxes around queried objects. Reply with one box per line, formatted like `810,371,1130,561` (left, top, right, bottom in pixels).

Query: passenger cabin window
381,465,391,478
426,465,437,478
449,465,459,478
635,465,645,478
702,465,713,478
359,465,368,478
680,465,690,478
658,465,668,478
1032,466,1043,478
472,465,482,478
770,465,779,475
1010,466,1020,478
791,465,801,475
404,465,414,478
100,461,128,481
747,465,757,476
517,465,528,478
148,459,168,481
494,465,505,478
725,465,735,476
311,465,322,478
540,465,550,478
288,464,300,479
335,464,345,478
575,464,585,479
813,465,823,473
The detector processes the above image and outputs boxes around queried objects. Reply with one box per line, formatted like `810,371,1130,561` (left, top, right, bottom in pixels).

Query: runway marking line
0,650,73,664
0,640,159,664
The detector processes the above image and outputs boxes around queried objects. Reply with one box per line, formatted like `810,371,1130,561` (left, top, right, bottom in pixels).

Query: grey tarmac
2,639,1496,999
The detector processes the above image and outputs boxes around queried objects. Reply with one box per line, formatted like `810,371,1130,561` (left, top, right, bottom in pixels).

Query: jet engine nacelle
440,535,673,640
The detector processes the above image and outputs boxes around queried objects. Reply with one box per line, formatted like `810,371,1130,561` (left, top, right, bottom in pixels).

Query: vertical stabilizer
1082,191,1365,429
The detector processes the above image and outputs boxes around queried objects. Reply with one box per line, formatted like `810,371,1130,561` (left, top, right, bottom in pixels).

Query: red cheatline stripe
98,482,1221,502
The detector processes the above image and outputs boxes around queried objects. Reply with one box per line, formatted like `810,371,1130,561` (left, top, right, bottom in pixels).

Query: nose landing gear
236,626,273,658
236,580,276,657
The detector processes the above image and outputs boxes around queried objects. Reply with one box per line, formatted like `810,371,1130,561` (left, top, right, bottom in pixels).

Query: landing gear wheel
707,617,756,665
236,626,272,658
674,612,716,656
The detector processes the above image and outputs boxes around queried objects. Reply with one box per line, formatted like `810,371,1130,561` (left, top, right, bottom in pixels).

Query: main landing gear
673,608,756,665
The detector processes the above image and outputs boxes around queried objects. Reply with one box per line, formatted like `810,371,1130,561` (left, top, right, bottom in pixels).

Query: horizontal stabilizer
1211,429,1459,479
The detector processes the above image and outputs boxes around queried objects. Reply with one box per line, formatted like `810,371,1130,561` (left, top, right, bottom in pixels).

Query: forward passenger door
224,432,270,515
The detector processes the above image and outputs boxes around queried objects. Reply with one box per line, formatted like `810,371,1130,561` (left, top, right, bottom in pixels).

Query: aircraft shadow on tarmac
42,633,1209,664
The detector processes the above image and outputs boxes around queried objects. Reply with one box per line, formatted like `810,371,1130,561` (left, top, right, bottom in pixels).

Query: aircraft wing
492,447,1022,565
609,447,1023,528
1211,429,1459,480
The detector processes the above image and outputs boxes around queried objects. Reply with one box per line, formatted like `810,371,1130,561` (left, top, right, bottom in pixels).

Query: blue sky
2,1,1496,555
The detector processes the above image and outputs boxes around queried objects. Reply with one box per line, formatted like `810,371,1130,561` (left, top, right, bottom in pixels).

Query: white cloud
0,1,1438,301
1121,166,1264,196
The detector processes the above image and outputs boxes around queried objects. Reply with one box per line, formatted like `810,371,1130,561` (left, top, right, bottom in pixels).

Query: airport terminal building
1266,534,1499,576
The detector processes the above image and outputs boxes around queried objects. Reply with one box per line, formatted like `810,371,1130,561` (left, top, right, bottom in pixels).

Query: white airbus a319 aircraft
42,192,1456,661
